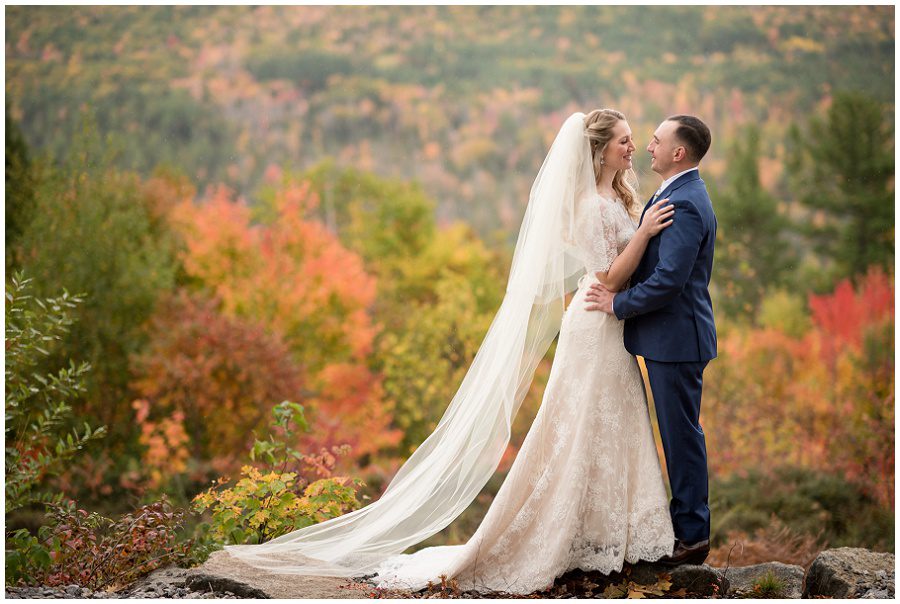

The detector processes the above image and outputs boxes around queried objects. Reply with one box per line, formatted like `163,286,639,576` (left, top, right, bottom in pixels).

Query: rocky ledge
4,566,247,599
724,561,805,598
5,547,893,599
803,547,895,599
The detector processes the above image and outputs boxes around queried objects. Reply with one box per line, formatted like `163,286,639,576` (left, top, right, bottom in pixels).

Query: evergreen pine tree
788,91,894,284
713,124,794,318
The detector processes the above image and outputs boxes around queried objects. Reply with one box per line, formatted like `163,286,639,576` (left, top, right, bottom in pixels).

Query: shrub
710,467,893,555
5,271,106,514
191,401,363,548
706,515,823,568
6,496,189,590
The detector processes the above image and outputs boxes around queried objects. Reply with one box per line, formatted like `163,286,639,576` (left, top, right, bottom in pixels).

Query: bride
224,109,677,594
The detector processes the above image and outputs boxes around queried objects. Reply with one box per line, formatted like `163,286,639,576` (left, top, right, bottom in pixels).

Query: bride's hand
638,198,674,238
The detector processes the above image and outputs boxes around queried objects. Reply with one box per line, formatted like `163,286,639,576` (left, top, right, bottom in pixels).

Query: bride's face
602,120,636,172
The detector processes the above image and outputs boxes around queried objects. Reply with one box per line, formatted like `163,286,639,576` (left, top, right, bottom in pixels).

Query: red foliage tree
704,268,894,507
129,290,306,485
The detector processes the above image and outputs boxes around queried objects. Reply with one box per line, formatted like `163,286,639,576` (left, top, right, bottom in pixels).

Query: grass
749,570,787,598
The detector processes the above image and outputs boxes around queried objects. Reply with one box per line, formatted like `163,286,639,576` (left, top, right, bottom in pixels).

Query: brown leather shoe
658,539,710,567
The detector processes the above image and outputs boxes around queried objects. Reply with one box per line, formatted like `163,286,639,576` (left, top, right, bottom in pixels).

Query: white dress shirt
652,166,699,201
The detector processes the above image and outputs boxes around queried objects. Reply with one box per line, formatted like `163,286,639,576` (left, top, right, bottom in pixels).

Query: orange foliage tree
703,268,894,507
167,182,401,473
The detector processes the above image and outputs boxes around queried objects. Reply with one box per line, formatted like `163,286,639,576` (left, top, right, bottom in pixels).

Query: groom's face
647,120,682,178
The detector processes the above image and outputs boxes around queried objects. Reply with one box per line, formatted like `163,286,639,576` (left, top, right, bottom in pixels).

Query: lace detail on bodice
570,193,637,274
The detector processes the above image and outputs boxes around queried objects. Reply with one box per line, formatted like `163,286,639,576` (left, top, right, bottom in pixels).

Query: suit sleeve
613,198,704,320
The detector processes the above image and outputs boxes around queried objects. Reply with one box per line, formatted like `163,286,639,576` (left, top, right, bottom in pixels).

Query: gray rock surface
183,573,269,598
724,561,805,598
7,564,246,599
120,564,244,599
803,547,895,599
629,562,729,596
4,551,373,599
190,549,372,598
5,584,119,599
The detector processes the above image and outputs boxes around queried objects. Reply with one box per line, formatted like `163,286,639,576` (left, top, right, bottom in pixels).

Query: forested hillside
6,5,894,234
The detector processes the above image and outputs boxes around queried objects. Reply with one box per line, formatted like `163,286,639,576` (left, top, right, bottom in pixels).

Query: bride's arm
595,198,673,291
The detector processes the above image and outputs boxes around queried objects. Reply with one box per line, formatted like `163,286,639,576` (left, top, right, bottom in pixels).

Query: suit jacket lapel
658,170,701,201
639,170,702,225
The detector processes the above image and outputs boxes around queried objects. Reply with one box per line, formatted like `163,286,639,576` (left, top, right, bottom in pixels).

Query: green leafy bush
191,400,363,547
5,271,107,514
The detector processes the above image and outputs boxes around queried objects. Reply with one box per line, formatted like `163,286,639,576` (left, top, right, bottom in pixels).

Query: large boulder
803,547,895,599
629,562,729,597
725,561,805,598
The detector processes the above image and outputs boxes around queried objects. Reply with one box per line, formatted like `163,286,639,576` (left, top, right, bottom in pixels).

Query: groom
585,115,717,566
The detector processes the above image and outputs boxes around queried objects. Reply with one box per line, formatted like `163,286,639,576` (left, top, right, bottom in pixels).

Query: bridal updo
583,109,640,219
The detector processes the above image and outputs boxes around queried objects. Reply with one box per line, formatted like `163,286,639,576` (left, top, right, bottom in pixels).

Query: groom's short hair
666,115,711,163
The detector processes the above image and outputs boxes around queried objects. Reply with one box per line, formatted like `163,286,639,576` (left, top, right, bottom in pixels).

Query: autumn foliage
167,182,401,473
129,291,305,486
171,182,378,364
6,496,189,589
191,401,364,545
704,267,894,507
6,7,894,583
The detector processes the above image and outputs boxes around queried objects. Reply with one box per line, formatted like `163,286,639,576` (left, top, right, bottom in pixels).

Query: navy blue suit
612,169,717,544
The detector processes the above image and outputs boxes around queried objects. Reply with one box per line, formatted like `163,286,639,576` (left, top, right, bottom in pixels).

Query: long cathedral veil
224,111,596,578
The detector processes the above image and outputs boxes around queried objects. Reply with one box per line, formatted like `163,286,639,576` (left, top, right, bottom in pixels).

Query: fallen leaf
601,581,628,598
626,587,646,598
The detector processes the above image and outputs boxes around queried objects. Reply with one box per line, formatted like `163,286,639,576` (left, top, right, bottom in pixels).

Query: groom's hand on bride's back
584,282,616,314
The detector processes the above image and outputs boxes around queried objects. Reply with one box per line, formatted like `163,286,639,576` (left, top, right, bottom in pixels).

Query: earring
600,158,605,165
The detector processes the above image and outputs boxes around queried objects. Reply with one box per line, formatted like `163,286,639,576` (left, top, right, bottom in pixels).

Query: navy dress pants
644,358,711,545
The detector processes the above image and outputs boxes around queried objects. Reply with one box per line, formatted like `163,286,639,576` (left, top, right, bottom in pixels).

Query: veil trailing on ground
224,111,597,578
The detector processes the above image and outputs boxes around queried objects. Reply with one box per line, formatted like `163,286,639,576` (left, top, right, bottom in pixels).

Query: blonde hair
583,109,640,218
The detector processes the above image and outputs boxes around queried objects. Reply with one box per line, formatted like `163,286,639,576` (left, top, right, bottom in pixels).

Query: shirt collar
655,166,699,195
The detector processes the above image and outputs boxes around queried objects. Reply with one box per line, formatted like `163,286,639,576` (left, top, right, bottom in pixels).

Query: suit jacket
612,169,717,362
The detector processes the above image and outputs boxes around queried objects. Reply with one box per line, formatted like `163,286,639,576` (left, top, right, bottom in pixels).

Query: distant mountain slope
5,5,893,235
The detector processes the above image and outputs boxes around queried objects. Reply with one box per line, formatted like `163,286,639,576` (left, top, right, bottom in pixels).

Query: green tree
6,102,36,272
286,159,504,323
713,124,794,319
284,159,437,270
380,264,499,454
17,110,179,446
787,91,894,284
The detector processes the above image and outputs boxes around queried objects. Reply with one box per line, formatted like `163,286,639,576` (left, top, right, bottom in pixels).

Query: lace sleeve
573,196,619,274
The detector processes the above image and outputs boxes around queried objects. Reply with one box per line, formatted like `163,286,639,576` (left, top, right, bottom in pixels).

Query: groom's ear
673,145,688,163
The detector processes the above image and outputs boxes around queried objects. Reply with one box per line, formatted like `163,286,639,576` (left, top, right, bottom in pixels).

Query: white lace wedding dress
370,193,675,595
